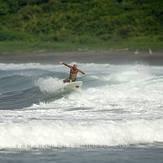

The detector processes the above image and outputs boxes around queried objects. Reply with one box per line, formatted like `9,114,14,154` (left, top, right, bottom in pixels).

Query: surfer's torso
69,67,78,81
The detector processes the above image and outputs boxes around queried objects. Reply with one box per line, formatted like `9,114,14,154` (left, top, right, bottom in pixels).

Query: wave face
0,62,163,149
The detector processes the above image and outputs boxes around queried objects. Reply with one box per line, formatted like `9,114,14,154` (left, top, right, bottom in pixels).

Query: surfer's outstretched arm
78,69,86,75
58,61,72,68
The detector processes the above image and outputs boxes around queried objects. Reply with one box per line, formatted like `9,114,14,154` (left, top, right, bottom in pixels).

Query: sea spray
36,77,65,94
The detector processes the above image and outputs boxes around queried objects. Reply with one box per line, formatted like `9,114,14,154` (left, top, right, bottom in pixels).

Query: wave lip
0,119,163,149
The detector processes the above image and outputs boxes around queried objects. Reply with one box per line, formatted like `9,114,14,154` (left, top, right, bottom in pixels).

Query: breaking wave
0,62,163,149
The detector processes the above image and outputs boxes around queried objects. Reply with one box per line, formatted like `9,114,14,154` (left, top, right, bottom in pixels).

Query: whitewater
0,62,163,150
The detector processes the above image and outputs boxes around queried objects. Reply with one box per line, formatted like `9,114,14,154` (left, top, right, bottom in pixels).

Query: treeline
0,0,163,42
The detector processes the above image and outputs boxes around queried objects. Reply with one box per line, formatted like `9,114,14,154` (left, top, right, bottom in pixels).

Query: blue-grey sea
0,53,163,162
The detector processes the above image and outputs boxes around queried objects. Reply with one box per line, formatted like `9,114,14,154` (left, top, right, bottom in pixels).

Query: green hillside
0,0,163,52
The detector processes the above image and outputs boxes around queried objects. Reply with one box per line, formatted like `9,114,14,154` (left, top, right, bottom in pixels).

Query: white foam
0,119,163,149
31,80,163,113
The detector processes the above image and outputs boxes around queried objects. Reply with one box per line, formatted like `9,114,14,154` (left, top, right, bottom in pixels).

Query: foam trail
0,120,163,149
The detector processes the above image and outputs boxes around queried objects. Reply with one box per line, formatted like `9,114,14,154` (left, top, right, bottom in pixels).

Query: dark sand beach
0,50,163,65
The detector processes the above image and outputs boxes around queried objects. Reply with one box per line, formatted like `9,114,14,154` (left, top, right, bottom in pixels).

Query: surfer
58,61,86,83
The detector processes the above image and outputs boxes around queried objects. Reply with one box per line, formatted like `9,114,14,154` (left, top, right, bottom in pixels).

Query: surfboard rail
64,81,83,90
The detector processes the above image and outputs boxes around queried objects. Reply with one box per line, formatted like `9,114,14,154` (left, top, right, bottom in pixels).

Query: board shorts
63,78,76,83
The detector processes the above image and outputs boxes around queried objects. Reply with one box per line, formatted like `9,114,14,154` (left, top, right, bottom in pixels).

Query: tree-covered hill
0,0,162,50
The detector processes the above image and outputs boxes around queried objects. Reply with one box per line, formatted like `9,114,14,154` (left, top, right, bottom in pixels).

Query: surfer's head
72,64,77,69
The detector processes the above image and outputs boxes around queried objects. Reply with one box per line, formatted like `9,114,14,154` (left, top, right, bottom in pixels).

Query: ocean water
0,61,163,162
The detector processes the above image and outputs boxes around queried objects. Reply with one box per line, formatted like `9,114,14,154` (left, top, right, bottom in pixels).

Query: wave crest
0,119,163,149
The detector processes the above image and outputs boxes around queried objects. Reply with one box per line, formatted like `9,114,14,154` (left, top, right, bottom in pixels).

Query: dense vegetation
0,0,163,52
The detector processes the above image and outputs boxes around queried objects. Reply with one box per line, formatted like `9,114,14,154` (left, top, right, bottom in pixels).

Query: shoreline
0,50,163,65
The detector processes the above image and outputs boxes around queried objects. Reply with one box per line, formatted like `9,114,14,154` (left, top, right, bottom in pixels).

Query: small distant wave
0,63,57,71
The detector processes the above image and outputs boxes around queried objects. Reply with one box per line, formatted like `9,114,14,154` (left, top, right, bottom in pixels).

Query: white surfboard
64,81,83,90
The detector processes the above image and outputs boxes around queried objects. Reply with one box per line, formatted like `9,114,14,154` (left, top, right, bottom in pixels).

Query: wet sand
0,50,163,65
